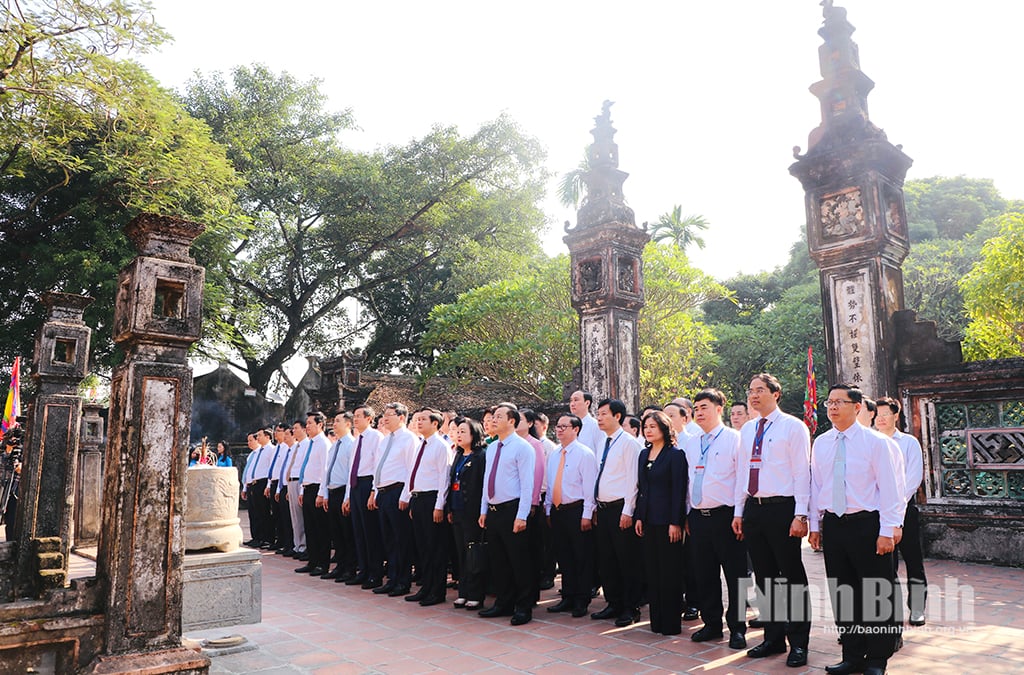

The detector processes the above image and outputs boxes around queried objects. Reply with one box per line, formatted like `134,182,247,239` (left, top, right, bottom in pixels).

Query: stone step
37,551,65,570
34,536,63,554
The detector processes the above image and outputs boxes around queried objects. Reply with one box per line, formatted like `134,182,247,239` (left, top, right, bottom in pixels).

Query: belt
748,495,794,505
488,498,519,513
552,499,583,512
288,477,300,481
357,475,373,481
597,498,625,510
376,482,404,494
825,509,878,522
410,489,438,499
693,504,732,517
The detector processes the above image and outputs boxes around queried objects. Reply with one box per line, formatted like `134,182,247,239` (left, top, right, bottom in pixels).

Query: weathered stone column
88,214,209,674
14,291,93,597
564,101,649,412
789,1,913,398
74,403,105,549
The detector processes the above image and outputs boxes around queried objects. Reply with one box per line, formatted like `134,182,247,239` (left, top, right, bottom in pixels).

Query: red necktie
487,441,504,501
747,418,768,497
409,440,427,492
349,435,363,487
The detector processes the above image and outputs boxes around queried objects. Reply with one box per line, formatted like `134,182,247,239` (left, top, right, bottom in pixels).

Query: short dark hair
581,391,594,405
829,383,864,404
417,407,443,428
355,405,375,420
275,422,289,431
452,416,487,453
385,402,408,420
535,411,549,425
625,416,641,435
520,408,541,438
495,402,520,426
731,401,748,411
752,373,782,396
597,398,627,424
693,388,726,408
335,410,354,424
306,411,326,427
559,414,582,431
877,396,901,416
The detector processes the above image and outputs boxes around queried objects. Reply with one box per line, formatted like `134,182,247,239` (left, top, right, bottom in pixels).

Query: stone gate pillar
14,292,92,597
789,1,913,398
88,214,208,673
74,403,105,549
564,101,649,412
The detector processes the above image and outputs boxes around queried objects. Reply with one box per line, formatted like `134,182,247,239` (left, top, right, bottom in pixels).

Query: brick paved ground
184,518,1024,675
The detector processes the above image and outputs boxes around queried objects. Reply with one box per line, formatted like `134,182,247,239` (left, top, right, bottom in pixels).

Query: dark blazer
447,448,485,516
635,445,688,527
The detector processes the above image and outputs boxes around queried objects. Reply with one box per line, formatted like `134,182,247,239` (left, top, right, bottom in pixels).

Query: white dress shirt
685,420,702,438
578,414,603,458
301,433,329,486
275,442,293,493
319,434,355,498
400,432,452,510
540,436,558,493
286,440,307,481
349,427,384,479
892,430,924,503
374,426,418,490
242,447,261,485
736,407,812,517
594,428,642,518
480,433,535,521
256,442,282,481
683,424,743,515
543,439,598,519
809,422,905,537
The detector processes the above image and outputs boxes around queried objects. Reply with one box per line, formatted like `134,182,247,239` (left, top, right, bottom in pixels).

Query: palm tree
557,150,590,209
651,205,709,252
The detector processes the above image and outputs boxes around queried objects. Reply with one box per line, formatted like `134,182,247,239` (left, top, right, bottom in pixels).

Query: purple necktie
487,441,504,501
747,418,768,497
349,435,363,487
409,440,427,492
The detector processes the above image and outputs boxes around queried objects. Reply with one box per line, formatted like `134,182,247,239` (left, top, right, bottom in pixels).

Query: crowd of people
238,373,926,675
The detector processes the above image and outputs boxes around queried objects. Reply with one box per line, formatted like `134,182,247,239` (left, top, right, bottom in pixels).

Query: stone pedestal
184,467,243,553
74,403,106,549
182,549,261,632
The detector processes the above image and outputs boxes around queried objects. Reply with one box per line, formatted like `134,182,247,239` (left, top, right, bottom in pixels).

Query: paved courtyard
185,521,1024,675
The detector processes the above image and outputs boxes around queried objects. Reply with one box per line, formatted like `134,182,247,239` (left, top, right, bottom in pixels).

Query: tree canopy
961,210,1024,359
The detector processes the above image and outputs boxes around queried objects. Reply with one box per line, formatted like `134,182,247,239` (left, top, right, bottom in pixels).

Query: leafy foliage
649,206,708,252
904,176,1006,242
961,211,1024,359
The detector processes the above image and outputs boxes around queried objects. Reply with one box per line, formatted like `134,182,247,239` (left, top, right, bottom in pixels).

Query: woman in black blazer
634,410,689,635
447,416,487,609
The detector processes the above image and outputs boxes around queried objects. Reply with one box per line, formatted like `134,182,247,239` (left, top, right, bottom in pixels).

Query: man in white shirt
734,373,812,668
730,401,750,430
569,390,604,460
672,397,703,438
284,420,308,560
809,385,903,675
372,402,418,597
318,411,355,581
253,427,282,550
267,423,294,554
534,412,559,590
401,408,453,606
544,414,598,618
342,406,385,588
240,432,263,547
296,412,330,576
591,397,643,628
685,389,748,650
875,396,927,626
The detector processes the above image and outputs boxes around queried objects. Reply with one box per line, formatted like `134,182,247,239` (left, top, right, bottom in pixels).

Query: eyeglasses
823,399,855,407
554,424,572,430
747,387,770,395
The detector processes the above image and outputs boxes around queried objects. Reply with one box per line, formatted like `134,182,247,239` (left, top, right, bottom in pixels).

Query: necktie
552,447,567,507
487,441,504,501
409,440,427,492
692,433,712,506
298,439,314,483
349,435,364,487
375,433,396,486
833,432,847,514
594,436,612,501
747,418,768,497
246,447,262,484
325,439,342,485
267,444,281,479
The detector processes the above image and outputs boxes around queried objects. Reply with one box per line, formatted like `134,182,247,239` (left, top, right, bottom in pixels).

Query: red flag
803,346,818,435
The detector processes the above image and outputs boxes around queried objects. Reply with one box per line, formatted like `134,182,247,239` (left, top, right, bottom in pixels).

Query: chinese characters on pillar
832,273,877,397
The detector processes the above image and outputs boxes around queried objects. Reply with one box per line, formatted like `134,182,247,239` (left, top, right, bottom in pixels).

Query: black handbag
465,532,489,578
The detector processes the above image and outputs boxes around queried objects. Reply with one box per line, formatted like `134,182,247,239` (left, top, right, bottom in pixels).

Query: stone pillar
74,403,105,549
88,214,209,674
564,101,649,412
14,292,93,597
789,2,913,398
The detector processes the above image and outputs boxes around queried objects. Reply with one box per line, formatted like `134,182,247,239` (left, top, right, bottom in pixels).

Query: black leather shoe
478,605,513,618
862,667,885,675
405,591,427,602
295,551,309,561
786,647,808,667
294,565,314,573
242,539,258,547
510,610,532,626
361,578,383,590
571,604,589,618
691,625,724,642
747,641,787,658
372,583,395,595
825,661,865,675
321,568,343,580
547,599,573,613
345,575,367,586
749,617,767,628
591,605,618,620
387,585,411,597
419,595,445,607
729,632,747,650
614,609,640,627
683,606,700,621
336,572,356,583
539,577,555,590
308,566,326,576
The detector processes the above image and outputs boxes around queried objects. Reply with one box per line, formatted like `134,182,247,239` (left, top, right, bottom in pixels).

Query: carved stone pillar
88,214,209,674
789,2,912,398
74,403,105,549
14,292,92,597
564,102,649,412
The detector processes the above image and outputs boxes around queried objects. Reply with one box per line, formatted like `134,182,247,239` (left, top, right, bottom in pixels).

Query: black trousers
274,482,294,550
550,501,593,610
594,499,640,613
743,498,811,649
249,478,271,544
410,491,447,599
377,484,411,588
689,507,748,633
302,483,329,570
823,511,898,668
527,504,544,602
327,486,356,574
451,509,484,601
894,501,927,617
641,523,684,635
350,476,383,581
486,500,533,613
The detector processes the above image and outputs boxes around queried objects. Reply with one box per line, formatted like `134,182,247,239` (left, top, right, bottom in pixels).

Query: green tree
904,176,1006,242
183,65,548,393
556,150,589,209
649,205,708,252
961,211,1024,359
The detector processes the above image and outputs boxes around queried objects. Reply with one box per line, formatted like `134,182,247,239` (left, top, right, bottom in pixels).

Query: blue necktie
298,439,314,483
326,440,342,485
692,433,712,506
594,436,612,500
833,432,847,514
267,444,281,479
